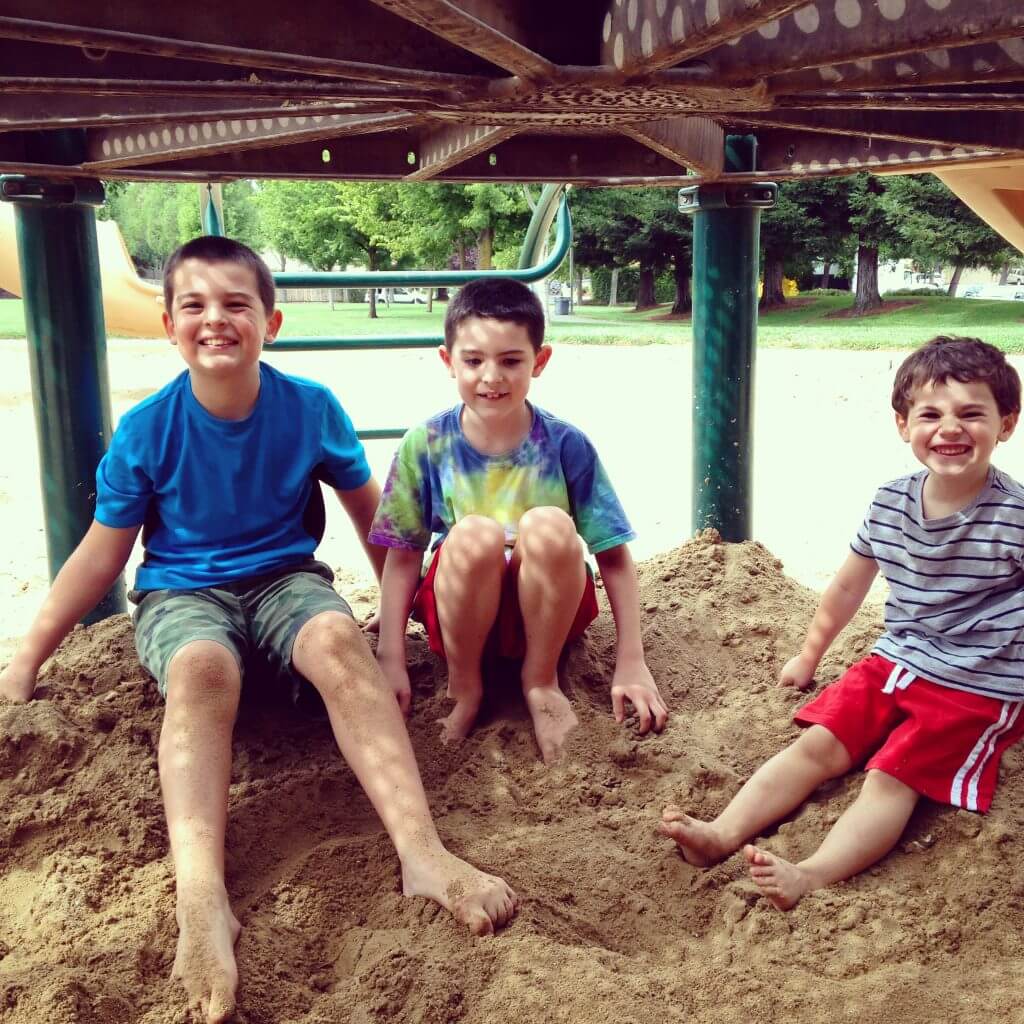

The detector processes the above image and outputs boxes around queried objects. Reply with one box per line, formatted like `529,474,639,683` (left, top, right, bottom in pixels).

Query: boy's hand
0,661,37,704
778,654,816,690
361,609,381,634
611,663,668,735
378,658,412,717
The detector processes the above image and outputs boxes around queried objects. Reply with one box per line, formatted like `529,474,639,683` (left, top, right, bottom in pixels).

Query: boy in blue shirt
0,238,516,1023
660,336,1024,911
371,278,668,763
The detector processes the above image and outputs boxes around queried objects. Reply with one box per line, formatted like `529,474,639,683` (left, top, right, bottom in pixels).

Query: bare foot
438,695,482,745
657,805,735,867
523,685,578,764
744,844,815,911
172,882,241,1024
401,847,518,936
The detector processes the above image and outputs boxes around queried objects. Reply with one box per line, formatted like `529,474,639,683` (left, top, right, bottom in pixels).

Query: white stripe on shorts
949,700,1021,811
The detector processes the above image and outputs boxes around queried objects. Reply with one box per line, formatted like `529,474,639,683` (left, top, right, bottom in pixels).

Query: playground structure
1,2,1024,621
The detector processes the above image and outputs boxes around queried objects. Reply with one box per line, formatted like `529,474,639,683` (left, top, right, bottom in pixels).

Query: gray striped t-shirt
851,467,1024,702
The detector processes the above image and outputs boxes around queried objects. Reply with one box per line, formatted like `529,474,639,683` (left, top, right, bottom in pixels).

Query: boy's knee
164,640,241,713
295,610,364,663
795,725,852,777
445,515,506,563
517,507,581,562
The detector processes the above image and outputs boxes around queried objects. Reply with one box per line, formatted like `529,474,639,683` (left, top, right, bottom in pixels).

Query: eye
503,358,523,368
463,357,481,366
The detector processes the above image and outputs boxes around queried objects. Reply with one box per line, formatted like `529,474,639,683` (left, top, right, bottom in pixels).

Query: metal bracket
0,174,105,207
678,182,777,213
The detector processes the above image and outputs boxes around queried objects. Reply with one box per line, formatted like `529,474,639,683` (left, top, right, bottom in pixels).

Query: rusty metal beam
357,1,556,79
700,1,1024,82
0,75,455,104
0,14,491,90
407,122,518,180
81,113,420,171
741,109,1024,152
776,91,1024,113
599,0,807,75
769,37,1024,93
618,116,724,176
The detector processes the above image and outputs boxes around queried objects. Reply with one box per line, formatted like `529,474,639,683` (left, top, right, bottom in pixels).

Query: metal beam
776,91,1024,113
407,123,518,180
599,0,808,74
618,116,724,176
741,109,1024,152
769,37,1024,93
700,0,1024,81
363,0,556,79
81,113,420,171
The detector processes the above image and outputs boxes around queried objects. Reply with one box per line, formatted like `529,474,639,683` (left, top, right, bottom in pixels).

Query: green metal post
679,137,777,541
3,167,125,621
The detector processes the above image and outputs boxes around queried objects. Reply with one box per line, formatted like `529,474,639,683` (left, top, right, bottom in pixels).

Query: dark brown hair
443,277,545,351
163,235,276,316
891,335,1021,417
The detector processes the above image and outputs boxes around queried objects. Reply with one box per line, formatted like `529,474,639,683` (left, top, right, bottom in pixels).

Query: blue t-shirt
95,362,370,591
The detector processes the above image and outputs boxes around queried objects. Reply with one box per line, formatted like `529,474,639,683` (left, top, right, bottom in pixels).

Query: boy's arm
779,550,878,689
373,547,424,716
333,477,387,583
0,520,141,702
594,543,669,735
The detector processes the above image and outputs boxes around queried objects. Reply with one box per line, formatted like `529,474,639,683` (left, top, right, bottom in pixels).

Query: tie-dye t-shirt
369,404,635,555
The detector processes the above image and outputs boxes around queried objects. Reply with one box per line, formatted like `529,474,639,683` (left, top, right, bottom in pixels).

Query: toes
207,984,236,1024
661,805,684,822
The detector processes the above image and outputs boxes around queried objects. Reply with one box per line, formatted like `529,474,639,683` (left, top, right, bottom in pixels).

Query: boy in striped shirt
660,335,1024,910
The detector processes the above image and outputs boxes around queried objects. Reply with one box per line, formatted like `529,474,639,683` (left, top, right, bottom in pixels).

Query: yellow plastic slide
0,203,165,338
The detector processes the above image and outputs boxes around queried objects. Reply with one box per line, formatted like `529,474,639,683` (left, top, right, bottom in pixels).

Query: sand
2,531,1023,1024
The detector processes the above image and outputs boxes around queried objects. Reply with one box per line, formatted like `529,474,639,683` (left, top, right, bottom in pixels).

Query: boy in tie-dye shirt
370,278,668,763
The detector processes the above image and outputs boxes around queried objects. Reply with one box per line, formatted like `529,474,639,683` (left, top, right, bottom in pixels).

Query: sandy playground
2,339,1024,1023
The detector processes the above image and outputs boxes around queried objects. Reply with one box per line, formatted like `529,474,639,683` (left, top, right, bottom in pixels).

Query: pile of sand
2,533,1022,1023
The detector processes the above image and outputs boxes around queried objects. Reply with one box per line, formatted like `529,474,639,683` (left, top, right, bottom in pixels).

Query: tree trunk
852,245,882,314
609,268,619,307
635,266,657,310
671,254,692,315
821,264,831,289
575,268,584,307
760,255,786,309
947,263,964,298
330,289,337,310
999,263,1011,286
478,226,493,270
367,252,378,318
427,287,434,312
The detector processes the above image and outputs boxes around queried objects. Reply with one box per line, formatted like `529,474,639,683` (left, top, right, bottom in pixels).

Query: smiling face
163,258,282,381
897,377,1018,487
440,316,551,436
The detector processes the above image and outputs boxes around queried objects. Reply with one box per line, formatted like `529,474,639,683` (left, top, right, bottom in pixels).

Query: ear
162,310,178,345
999,411,1019,443
532,344,553,377
438,345,454,375
263,308,284,345
895,410,910,442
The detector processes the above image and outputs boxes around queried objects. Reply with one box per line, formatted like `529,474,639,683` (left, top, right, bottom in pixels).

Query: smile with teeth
932,444,971,456
199,337,236,348
479,391,507,399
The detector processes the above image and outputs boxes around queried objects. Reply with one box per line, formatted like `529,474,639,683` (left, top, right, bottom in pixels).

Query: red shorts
795,654,1024,812
411,544,599,660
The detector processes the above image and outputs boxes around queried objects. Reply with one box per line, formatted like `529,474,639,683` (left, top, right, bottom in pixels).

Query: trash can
556,297,570,315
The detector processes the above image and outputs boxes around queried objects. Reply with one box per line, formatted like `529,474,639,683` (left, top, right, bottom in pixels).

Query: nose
938,416,963,437
482,362,503,384
204,301,227,325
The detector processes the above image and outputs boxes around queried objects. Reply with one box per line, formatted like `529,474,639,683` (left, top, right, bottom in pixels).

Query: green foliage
102,181,262,274
589,267,675,304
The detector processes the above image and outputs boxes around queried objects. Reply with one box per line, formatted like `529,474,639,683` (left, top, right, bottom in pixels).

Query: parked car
962,285,982,298
365,287,426,303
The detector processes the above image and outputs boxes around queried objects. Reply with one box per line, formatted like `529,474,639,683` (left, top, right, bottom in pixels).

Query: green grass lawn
3,293,1024,350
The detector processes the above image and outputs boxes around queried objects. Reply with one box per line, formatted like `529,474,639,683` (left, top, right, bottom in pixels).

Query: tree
847,174,901,314
882,175,1014,296
102,181,263,275
758,181,826,308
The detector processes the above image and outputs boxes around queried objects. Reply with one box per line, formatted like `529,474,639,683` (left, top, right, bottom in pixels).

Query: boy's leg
160,640,242,1024
745,768,918,910
659,725,852,866
432,515,506,742
292,611,517,934
514,506,586,763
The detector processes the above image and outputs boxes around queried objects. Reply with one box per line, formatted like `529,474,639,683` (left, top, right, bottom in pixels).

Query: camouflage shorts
130,559,353,698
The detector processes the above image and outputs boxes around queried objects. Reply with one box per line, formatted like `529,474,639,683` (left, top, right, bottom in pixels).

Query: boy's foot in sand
744,845,815,911
657,805,735,867
172,882,241,1024
523,685,578,764
439,672,483,744
401,847,517,935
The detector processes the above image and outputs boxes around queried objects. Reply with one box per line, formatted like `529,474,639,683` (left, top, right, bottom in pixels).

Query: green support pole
678,136,777,541
2,169,125,621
